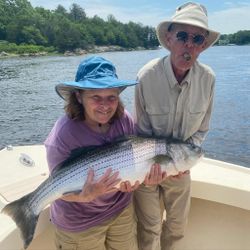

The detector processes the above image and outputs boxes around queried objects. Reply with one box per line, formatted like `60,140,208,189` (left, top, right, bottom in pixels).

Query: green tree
21,25,47,45
69,3,86,22
233,30,250,45
54,17,82,51
1,0,161,52
54,4,68,16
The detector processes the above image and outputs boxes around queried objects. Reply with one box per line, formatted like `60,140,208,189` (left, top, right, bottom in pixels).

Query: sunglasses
176,31,206,46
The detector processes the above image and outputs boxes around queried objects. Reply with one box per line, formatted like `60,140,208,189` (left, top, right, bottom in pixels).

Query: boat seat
191,158,250,210
0,174,48,203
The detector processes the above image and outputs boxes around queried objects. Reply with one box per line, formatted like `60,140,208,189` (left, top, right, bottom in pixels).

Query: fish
1,135,203,249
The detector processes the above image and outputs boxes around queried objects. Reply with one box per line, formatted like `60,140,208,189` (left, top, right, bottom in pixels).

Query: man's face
165,23,208,77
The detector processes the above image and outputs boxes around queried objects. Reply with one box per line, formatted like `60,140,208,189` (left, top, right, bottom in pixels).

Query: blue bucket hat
56,56,138,100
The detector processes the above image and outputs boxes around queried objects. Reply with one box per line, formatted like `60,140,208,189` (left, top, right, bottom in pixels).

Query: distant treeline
0,0,249,55
219,31,250,45
0,0,159,53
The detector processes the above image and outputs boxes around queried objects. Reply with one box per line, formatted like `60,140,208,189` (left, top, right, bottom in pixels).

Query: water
0,46,249,167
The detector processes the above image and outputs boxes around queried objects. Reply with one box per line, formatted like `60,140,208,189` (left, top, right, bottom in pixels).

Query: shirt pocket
146,106,171,134
188,105,206,117
187,106,206,132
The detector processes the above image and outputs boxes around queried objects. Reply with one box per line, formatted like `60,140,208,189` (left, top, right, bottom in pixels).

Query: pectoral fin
152,155,172,165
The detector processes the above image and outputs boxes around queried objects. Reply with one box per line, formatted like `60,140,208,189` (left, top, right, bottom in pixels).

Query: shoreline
0,45,159,59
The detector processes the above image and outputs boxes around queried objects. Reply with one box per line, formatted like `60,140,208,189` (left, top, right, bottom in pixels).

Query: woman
45,56,139,250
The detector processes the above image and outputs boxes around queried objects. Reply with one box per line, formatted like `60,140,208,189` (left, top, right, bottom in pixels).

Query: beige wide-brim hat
157,2,220,50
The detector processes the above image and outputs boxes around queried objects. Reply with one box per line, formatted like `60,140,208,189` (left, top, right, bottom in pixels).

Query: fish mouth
183,52,191,61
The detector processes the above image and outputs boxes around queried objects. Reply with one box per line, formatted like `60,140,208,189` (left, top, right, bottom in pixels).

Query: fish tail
1,194,39,249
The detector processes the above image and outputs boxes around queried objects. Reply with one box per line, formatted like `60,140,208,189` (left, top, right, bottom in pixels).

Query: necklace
97,123,110,134
84,118,111,134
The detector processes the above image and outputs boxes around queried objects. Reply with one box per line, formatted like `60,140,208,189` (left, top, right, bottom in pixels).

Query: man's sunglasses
176,31,206,46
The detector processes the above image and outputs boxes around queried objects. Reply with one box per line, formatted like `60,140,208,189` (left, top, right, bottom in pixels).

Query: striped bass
1,135,203,249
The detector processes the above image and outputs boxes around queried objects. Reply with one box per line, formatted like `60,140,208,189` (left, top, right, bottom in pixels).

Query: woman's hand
119,180,140,192
61,168,121,202
143,163,167,186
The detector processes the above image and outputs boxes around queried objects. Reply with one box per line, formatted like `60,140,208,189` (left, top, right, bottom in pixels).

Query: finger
131,180,140,190
155,164,162,182
104,171,120,185
162,171,167,180
125,181,132,192
148,165,155,182
97,168,113,182
149,164,156,176
143,172,150,185
119,182,126,192
151,164,160,183
86,169,94,184
106,187,119,193
119,182,129,192
171,172,182,179
105,178,121,190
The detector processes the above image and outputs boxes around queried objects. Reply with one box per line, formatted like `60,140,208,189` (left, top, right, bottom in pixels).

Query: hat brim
156,21,220,51
56,76,138,100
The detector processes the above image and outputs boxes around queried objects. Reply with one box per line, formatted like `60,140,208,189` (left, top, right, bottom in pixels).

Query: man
134,2,220,250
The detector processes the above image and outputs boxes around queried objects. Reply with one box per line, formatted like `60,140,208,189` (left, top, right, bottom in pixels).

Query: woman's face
76,88,120,125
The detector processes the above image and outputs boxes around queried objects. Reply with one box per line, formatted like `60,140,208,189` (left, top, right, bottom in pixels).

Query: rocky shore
0,45,151,58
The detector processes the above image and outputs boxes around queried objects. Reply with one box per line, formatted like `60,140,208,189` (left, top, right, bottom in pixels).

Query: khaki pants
134,174,191,250
54,203,138,250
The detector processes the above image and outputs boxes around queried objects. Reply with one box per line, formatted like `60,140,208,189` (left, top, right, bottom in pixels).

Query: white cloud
83,3,170,27
30,0,170,27
74,2,250,33
209,4,250,34
29,1,250,33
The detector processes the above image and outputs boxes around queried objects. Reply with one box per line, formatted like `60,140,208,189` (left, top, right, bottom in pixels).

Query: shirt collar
163,56,192,88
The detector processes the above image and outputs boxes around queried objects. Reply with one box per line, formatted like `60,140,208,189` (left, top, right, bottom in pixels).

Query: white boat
0,145,250,250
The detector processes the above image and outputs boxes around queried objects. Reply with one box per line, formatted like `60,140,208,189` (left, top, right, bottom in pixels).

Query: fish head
167,142,204,172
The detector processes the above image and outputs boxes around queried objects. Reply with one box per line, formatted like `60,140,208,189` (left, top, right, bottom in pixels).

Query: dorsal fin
51,145,101,176
51,135,132,176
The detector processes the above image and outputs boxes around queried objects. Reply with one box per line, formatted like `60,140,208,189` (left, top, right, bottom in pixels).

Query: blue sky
29,0,250,34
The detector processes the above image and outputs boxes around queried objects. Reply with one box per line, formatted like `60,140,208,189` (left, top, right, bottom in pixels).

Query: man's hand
119,180,140,192
143,163,167,186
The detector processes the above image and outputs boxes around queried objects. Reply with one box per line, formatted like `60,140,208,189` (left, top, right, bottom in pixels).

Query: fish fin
51,145,102,175
152,154,172,164
52,136,133,175
1,194,39,249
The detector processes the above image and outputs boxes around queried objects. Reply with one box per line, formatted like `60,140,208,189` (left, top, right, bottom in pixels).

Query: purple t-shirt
44,110,135,232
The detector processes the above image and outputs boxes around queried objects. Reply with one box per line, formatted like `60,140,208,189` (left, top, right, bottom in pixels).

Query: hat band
77,72,118,82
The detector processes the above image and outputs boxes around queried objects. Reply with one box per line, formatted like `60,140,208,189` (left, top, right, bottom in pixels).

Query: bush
0,41,55,54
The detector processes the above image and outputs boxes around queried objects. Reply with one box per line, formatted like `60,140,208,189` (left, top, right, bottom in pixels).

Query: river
0,46,249,167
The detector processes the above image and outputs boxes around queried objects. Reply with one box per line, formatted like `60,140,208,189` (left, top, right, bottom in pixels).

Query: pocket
146,106,170,115
187,107,206,133
146,106,170,133
55,229,77,250
56,241,77,250
188,107,205,120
